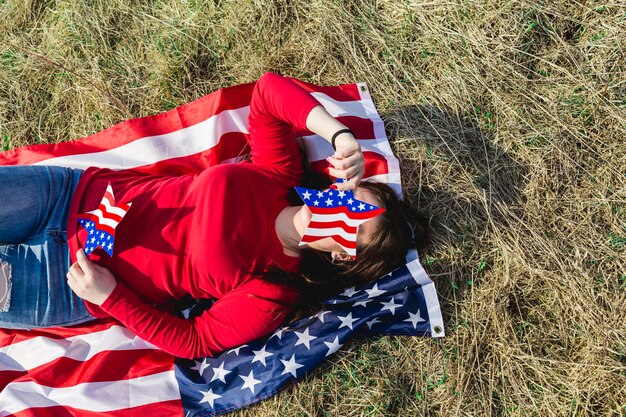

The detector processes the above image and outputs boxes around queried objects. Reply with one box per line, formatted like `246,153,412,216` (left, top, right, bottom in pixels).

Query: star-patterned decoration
77,183,131,256
294,179,385,258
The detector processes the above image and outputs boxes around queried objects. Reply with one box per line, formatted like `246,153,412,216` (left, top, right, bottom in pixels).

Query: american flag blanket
0,78,444,416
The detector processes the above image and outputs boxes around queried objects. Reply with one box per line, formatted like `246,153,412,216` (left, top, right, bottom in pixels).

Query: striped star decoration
77,183,131,256
294,180,384,258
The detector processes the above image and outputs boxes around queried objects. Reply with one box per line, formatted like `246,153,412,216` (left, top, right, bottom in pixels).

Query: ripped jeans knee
0,260,11,312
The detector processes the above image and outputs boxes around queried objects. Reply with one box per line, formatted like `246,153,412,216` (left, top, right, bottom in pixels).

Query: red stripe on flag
307,220,358,233
0,82,255,166
0,350,172,391
124,131,251,175
296,115,376,140
0,320,118,348
9,401,184,417
308,205,385,219
288,78,363,102
301,233,357,249
95,206,124,223
310,150,389,179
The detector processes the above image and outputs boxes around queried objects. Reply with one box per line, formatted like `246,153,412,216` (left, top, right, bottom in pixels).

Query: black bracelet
331,128,354,151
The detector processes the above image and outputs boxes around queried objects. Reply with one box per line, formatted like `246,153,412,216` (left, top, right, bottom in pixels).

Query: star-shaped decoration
198,388,221,408
251,345,273,366
324,336,342,357
190,358,210,376
380,297,402,315
77,183,131,256
209,362,231,384
294,185,385,259
404,310,426,328
294,328,317,349
280,354,304,378
337,312,358,330
365,283,385,299
239,370,262,395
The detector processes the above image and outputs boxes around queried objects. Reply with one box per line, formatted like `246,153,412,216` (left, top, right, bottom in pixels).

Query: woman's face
296,186,382,257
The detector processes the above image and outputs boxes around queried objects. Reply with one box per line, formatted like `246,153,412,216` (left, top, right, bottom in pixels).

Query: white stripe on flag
0,371,180,415
299,135,395,162
33,106,251,170
300,226,357,242
100,196,130,217
407,259,445,338
308,212,378,227
310,93,371,119
87,209,124,229
356,83,402,199
0,325,157,372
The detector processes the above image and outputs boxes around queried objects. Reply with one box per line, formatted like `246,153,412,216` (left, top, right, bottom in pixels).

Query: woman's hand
326,132,365,190
67,249,118,306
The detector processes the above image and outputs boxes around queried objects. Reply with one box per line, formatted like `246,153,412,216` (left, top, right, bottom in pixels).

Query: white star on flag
404,310,426,328
340,286,358,297
337,312,358,330
190,359,209,376
227,344,248,356
380,297,402,315
324,336,343,357
280,354,304,378
270,327,286,340
251,346,273,366
365,283,385,298
294,328,317,349
239,371,262,394
209,362,231,384
198,389,221,408
366,317,381,329
315,310,330,323
353,299,370,308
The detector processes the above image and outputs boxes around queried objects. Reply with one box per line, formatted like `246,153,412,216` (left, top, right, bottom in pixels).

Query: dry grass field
1,0,625,416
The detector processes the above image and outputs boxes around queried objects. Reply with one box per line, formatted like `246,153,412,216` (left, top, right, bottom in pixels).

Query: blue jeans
0,165,95,329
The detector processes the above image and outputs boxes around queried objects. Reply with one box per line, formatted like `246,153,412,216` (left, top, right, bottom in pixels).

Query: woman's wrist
331,128,354,150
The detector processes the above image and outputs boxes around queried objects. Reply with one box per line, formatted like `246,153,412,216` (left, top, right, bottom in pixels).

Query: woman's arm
247,72,365,189
67,250,291,359
305,106,365,189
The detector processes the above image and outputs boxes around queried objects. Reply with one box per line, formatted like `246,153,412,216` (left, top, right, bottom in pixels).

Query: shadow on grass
381,104,529,328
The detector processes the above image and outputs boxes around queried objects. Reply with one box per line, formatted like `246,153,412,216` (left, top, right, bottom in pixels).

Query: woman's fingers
76,249,95,274
327,152,365,187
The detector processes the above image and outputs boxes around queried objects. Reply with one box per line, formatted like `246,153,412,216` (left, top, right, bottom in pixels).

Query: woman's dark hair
257,168,429,323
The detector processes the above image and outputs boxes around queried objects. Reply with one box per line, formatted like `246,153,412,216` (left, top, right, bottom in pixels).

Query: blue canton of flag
174,255,444,416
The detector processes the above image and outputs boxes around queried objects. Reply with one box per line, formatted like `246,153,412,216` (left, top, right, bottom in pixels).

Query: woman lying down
0,72,424,359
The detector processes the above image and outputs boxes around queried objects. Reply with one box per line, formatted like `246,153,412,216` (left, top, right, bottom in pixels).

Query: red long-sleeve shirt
66,72,321,359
